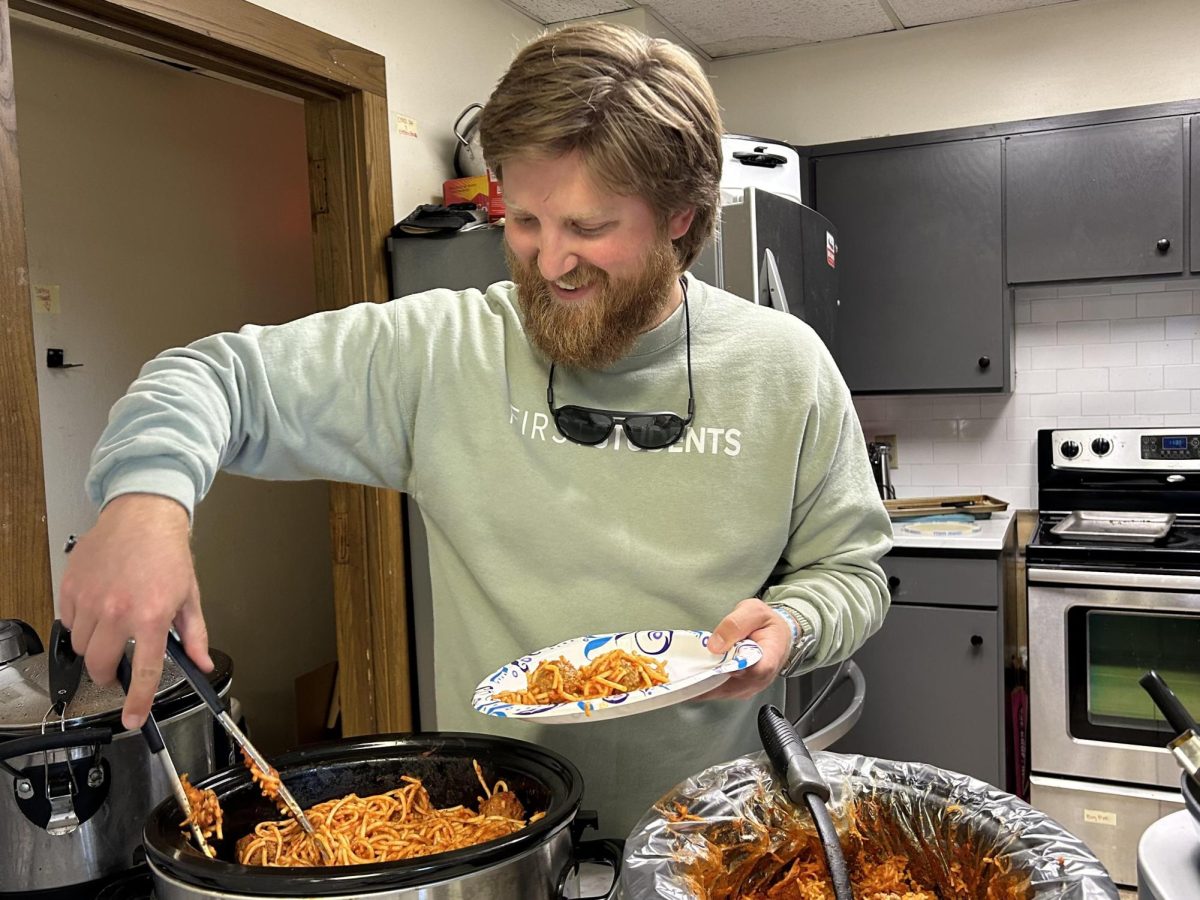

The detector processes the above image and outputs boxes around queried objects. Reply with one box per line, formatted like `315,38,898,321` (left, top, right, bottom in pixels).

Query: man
61,22,891,838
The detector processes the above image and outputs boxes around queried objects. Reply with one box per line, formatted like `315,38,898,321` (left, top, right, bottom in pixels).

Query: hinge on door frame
309,158,329,215
331,511,350,564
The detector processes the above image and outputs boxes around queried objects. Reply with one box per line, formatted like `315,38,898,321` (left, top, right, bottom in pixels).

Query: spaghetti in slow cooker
233,759,543,867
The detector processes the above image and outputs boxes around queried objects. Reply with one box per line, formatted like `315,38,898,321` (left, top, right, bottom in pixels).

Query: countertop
889,508,1016,554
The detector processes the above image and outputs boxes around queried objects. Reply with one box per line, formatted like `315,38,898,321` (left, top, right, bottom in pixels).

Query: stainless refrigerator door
718,187,838,349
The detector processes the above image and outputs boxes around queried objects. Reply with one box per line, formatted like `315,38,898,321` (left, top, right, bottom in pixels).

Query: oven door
1027,568,1200,789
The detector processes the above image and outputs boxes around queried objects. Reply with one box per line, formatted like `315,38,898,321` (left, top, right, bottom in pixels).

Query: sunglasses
546,285,694,450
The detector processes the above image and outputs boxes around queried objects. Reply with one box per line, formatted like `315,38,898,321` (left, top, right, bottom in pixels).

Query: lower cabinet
830,551,1016,792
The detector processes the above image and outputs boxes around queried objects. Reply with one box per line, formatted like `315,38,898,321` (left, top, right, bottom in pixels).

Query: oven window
1068,608,1200,746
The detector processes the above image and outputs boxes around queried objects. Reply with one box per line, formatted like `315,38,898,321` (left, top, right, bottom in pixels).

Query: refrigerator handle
759,248,797,318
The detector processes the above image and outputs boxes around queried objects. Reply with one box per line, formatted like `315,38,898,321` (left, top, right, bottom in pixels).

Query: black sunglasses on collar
546,283,694,450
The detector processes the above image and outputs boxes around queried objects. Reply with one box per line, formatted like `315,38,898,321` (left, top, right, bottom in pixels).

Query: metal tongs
163,630,326,851
113,651,216,858
758,704,853,900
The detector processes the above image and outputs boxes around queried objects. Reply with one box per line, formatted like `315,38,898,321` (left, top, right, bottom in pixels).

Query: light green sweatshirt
88,274,891,838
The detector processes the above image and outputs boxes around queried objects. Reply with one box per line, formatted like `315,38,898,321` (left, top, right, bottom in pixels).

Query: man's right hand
59,493,211,730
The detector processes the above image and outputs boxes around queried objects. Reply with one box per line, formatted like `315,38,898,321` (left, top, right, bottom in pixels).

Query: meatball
479,790,526,821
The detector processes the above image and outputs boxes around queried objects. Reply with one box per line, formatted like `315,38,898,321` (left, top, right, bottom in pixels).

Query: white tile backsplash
854,277,1200,511
1139,341,1193,365
1137,292,1194,317
1166,316,1200,340
1112,317,1165,342
1057,320,1110,344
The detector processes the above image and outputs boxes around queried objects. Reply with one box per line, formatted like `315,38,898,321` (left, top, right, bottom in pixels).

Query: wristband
772,606,801,647
770,605,818,678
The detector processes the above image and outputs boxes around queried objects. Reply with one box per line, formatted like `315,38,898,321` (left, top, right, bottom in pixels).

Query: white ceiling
501,0,1078,58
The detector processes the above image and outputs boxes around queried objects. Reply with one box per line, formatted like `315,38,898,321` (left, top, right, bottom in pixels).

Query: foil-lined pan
622,751,1118,899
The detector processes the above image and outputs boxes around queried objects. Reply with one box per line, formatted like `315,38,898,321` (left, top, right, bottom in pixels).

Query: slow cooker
0,618,234,895
142,733,620,899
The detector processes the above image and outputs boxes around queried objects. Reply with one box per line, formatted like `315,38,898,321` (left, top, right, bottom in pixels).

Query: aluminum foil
622,751,1118,899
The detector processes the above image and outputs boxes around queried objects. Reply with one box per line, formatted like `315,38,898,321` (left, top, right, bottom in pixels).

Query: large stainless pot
0,619,233,895
143,733,621,899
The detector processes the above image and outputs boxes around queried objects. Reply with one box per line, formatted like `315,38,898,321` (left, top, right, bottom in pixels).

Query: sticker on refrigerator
826,232,837,268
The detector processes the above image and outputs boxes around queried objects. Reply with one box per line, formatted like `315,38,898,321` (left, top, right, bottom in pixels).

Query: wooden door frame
0,0,409,735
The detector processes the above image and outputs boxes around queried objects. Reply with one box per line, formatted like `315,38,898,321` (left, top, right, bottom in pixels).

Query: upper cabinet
1005,118,1185,283
1192,116,1200,274
814,139,1006,394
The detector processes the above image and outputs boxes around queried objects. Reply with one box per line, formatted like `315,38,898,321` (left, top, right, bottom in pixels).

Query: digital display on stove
1162,436,1188,450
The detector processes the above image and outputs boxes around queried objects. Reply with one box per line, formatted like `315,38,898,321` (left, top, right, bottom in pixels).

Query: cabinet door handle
977,356,991,370
970,634,983,647
1156,237,1171,253
887,575,900,591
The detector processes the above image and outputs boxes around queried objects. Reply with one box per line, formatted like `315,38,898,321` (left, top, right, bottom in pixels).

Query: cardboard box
294,660,340,746
443,172,505,222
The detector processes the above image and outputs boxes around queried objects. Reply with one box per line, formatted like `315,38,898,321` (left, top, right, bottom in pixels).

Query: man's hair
479,22,723,271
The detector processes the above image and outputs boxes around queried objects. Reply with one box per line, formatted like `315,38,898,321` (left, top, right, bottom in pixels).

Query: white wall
246,0,541,219
711,0,1200,145
15,19,334,754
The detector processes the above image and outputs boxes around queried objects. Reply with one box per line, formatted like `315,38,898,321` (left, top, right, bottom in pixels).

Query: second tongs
163,630,328,854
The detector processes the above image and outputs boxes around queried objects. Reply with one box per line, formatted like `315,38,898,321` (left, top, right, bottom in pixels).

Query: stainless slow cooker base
149,823,573,900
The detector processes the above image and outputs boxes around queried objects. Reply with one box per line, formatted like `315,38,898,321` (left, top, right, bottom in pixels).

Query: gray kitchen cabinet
1192,116,1200,273
1006,117,1185,283
835,601,1001,785
813,139,1006,394
830,530,1020,793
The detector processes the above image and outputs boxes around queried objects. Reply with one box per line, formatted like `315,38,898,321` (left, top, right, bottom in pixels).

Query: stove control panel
1142,433,1200,460
1051,428,1200,470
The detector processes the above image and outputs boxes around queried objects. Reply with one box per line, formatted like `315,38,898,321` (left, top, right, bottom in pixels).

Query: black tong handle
758,704,829,803
164,632,225,718
1140,670,1198,737
115,655,166,753
758,705,852,900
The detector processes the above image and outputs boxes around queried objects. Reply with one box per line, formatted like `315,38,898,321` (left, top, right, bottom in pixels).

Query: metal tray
1050,510,1176,543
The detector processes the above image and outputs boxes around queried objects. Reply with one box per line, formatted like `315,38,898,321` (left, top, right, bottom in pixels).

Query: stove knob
1091,437,1112,457
1060,440,1081,459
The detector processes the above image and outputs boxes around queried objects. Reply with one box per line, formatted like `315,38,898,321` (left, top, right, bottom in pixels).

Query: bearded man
62,22,891,838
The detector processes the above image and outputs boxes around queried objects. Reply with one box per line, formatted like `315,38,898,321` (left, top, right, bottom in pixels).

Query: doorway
1,0,411,737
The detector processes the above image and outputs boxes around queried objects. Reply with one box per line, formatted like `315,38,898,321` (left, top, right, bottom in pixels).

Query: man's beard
506,240,679,370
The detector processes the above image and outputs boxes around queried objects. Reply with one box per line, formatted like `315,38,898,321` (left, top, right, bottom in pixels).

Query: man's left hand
699,598,792,700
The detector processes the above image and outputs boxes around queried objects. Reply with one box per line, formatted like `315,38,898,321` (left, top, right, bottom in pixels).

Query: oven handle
1028,567,1200,591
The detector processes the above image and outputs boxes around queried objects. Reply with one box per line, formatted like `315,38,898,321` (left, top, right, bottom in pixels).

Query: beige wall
14,19,334,754
247,0,541,219
711,0,1200,145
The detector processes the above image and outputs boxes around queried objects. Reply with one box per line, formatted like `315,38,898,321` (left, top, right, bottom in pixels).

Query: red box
443,172,505,222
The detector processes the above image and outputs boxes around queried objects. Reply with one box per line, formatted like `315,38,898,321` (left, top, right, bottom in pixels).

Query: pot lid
0,646,187,732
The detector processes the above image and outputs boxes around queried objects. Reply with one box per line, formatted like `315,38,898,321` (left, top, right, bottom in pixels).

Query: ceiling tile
645,0,894,58
504,0,634,25
887,0,1075,28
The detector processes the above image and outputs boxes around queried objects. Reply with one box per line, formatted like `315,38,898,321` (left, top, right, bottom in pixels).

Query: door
1006,117,1185,282
1192,116,1200,273
832,603,1003,788
814,139,1005,393
1028,581,1200,788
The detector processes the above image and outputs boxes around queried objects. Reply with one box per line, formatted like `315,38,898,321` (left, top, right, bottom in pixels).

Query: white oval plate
472,630,763,724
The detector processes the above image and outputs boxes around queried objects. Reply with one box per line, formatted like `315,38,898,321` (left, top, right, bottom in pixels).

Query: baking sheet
1050,510,1175,543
